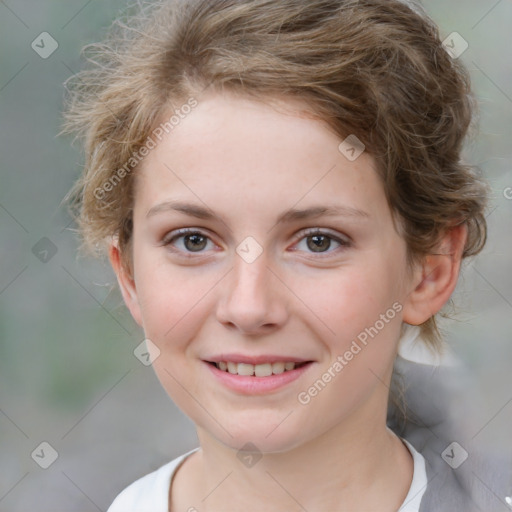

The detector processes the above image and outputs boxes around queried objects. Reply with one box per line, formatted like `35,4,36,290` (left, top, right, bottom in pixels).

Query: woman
62,0,511,510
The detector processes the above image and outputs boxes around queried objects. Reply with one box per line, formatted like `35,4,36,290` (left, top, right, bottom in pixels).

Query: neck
174,389,413,511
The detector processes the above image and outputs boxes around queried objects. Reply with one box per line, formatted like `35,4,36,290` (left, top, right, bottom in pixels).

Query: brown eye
293,228,351,256
163,229,214,254
306,234,332,253
182,233,208,252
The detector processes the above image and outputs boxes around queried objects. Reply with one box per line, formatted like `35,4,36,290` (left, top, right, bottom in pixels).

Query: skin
110,91,467,511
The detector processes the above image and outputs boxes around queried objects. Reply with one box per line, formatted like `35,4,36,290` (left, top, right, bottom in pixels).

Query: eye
161,227,351,258
162,228,215,255
291,228,351,256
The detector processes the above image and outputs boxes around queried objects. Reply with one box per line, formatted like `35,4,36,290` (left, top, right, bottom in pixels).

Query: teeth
214,361,300,376
255,363,272,377
237,363,255,376
272,362,285,374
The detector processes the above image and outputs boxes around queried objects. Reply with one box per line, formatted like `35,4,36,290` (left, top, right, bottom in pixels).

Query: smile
204,358,314,394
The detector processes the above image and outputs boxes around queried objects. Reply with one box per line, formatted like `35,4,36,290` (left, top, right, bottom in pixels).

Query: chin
199,411,309,454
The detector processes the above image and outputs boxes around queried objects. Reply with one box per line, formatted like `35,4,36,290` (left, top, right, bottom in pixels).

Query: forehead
134,93,390,224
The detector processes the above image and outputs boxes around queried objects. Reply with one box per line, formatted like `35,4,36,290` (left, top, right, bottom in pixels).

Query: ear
402,224,468,326
108,240,143,327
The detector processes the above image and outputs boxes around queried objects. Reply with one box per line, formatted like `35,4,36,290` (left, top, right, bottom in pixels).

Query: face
118,91,419,452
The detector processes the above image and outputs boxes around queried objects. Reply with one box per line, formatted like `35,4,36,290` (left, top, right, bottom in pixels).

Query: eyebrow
146,200,370,226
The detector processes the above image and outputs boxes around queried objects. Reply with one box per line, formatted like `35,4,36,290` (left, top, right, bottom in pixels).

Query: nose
215,253,289,335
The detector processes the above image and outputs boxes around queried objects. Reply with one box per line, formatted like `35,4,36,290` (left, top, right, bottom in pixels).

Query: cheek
134,259,210,410
296,281,403,430
307,263,402,342
302,258,404,408
134,254,212,349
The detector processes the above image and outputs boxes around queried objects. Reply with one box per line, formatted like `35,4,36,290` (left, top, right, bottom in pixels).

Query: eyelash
161,227,351,258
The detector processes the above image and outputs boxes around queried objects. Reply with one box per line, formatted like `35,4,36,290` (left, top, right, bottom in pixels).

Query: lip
203,359,314,395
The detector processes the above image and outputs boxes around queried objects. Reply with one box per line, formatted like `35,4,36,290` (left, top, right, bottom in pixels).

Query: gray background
0,1,511,510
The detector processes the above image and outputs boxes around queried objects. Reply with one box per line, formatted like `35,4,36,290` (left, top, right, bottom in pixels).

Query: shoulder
389,331,512,512
107,449,199,512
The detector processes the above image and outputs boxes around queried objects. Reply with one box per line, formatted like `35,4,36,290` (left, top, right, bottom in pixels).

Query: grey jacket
387,353,512,511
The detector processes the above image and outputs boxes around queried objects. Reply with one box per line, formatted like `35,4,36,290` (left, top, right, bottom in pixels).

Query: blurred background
0,0,511,510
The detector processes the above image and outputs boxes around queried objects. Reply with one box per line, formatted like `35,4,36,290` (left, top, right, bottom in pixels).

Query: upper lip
204,354,314,365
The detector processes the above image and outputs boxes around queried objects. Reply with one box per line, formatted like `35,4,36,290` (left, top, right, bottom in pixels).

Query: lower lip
204,361,314,395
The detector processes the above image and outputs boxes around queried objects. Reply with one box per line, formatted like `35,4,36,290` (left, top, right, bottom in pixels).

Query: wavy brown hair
62,0,489,352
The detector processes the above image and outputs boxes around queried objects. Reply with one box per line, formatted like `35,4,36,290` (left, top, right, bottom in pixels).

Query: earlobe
402,224,468,326
108,241,143,327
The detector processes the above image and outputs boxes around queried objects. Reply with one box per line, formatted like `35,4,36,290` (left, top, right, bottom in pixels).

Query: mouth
203,357,314,394
207,360,310,377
